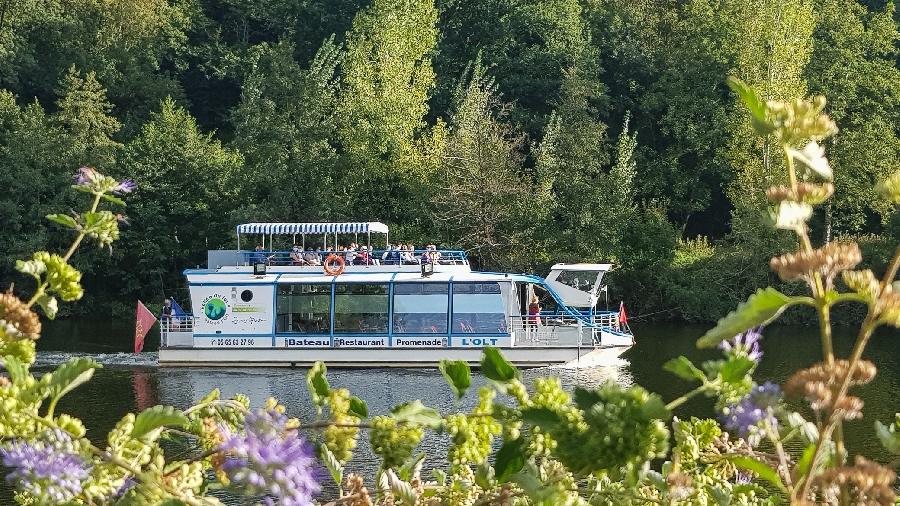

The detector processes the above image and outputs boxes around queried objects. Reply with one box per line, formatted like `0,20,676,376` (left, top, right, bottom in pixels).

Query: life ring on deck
323,254,346,275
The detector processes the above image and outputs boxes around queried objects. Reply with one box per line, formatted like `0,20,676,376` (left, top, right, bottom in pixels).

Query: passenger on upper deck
250,245,268,265
354,246,369,265
422,245,441,264
382,244,400,265
290,244,303,265
344,243,357,264
401,244,418,264
356,246,380,265
303,247,321,266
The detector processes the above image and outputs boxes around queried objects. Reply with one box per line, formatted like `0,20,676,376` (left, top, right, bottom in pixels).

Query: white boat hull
158,345,629,368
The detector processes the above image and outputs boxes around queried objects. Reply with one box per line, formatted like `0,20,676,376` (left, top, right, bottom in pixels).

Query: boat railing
159,316,194,347
508,311,628,346
237,249,469,267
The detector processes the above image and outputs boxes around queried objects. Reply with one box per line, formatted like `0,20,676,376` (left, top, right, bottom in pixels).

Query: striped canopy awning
236,222,390,235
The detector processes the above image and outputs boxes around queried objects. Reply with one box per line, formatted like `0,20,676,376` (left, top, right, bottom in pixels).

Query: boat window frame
275,283,333,334
332,282,390,335
392,282,450,334
450,281,507,335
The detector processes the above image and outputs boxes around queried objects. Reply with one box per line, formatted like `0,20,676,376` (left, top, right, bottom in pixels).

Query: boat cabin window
555,270,604,293
334,284,389,334
452,282,506,334
393,283,449,334
276,284,331,334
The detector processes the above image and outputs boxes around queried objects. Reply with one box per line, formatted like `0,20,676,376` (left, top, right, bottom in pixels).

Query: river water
3,319,900,503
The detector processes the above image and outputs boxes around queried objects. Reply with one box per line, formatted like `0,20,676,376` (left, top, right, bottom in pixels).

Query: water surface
3,319,899,504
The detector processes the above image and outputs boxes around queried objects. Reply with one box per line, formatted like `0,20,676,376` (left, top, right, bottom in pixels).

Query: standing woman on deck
528,295,541,328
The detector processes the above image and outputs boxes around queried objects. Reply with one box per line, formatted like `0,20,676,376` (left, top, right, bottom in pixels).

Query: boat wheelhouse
158,222,633,367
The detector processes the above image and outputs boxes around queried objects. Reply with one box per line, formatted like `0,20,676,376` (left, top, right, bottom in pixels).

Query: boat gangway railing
159,316,195,347
237,249,469,267
507,311,630,347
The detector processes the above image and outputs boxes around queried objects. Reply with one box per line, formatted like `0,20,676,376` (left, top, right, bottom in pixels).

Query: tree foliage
0,0,899,322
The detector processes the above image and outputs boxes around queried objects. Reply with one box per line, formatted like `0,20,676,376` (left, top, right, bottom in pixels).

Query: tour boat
157,222,633,367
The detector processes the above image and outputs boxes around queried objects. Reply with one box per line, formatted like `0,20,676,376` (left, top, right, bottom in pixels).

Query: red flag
135,300,156,354
619,301,628,324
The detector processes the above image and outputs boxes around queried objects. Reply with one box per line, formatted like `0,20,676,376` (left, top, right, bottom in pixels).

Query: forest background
1,0,898,324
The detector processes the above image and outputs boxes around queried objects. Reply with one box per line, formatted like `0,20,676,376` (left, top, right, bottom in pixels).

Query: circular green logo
204,297,228,321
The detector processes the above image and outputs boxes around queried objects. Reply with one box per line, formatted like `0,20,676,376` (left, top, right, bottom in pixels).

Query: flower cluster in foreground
218,408,320,506
1,429,91,505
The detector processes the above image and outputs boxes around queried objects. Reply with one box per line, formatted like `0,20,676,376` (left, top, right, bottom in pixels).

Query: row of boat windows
275,282,505,335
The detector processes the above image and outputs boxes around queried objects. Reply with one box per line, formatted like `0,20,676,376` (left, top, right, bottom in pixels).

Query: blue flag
171,299,187,317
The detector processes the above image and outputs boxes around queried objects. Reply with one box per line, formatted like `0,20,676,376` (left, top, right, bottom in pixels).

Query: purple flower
74,167,99,187
1,429,92,504
114,179,136,194
218,409,320,506
721,382,783,440
719,327,763,362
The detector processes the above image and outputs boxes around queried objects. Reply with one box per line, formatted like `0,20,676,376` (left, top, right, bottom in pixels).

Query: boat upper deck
214,221,471,275
205,248,471,275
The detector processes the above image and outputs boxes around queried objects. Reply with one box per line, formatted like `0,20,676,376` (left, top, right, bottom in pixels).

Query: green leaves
494,438,527,483
521,406,563,429
34,293,59,320
876,170,900,204
730,456,786,493
46,214,78,229
43,358,100,406
719,356,756,383
697,288,793,348
875,416,900,455
439,359,470,401
2,355,29,385
481,347,520,383
16,252,84,303
82,210,121,246
391,400,442,428
348,396,369,419
131,405,189,441
320,444,344,485
663,356,706,382
307,361,330,413
726,76,775,136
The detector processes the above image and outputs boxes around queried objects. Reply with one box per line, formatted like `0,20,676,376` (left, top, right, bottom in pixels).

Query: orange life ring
323,254,346,275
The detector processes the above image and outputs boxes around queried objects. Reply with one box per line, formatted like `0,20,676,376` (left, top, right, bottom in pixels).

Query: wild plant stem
63,192,101,262
796,244,900,501
664,385,710,411
769,420,794,491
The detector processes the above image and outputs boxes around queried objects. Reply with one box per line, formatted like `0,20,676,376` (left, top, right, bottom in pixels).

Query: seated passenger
382,244,400,265
344,243,357,264
303,247,321,266
401,244,419,264
354,246,369,265
290,244,303,265
422,245,441,264
250,245,268,265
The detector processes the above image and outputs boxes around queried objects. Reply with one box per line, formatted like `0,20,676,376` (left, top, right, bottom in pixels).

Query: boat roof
550,263,614,272
236,222,389,235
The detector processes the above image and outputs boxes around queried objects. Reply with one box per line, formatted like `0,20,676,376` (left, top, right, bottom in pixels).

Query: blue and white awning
236,222,390,235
